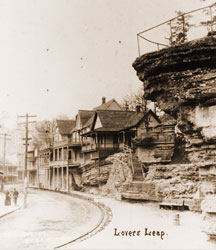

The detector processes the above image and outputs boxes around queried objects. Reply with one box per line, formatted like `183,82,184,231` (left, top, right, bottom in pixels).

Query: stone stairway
122,144,144,181
121,181,158,201
131,154,144,181
119,145,159,201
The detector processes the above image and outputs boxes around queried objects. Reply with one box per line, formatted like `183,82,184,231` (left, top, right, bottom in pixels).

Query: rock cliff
133,35,216,164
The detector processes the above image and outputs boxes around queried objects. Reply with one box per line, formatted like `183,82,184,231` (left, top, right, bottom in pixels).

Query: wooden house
133,112,176,163
80,109,151,162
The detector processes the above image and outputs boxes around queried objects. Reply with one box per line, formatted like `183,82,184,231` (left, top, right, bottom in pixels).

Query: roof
71,110,95,133
81,108,168,136
56,120,76,135
72,99,122,133
78,110,95,125
124,112,147,129
159,113,176,126
97,110,135,131
83,113,95,129
83,110,147,134
93,98,122,111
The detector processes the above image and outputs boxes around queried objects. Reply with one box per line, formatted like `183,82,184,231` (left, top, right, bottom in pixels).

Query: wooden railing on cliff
137,3,216,55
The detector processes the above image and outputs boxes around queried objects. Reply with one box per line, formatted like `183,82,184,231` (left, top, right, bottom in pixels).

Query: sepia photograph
0,0,216,249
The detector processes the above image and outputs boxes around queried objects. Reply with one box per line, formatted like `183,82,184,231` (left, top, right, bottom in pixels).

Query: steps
122,144,144,181
131,155,144,181
121,181,158,201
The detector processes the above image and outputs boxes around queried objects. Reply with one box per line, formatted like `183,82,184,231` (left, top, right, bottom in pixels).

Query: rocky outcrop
80,160,111,186
132,35,216,209
133,36,216,115
133,35,216,164
145,164,199,201
101,152,133,199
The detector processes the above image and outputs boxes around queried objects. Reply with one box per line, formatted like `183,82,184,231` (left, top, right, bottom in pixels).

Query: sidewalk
68,191,216,249
0,192,22,218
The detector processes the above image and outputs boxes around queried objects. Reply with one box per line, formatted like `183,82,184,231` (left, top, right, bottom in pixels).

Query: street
0,188,216,249
0,189,103,249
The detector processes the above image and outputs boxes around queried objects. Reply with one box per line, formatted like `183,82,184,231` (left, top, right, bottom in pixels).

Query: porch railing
81,143,119,151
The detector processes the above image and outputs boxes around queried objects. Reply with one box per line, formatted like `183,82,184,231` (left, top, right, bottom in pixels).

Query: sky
0,0,215,131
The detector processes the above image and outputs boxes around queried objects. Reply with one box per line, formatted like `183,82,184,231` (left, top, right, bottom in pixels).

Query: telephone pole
18,114,36,208
0,133,11,184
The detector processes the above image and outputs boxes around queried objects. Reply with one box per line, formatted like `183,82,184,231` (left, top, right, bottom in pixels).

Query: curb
0,206,21,219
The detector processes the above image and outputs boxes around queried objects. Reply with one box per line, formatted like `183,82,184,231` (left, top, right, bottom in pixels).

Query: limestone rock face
201,196,216,239
133,36,216,115
102,152,133,199
145,164,199,201
133,35,216,164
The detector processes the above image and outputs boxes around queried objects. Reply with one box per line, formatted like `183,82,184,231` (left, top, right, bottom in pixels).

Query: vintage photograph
0,0,216,249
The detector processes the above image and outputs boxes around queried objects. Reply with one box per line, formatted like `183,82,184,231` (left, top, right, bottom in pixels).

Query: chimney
102,97,106,104
136,105,141,113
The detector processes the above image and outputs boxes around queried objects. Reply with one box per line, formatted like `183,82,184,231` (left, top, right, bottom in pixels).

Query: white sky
0,0,215,130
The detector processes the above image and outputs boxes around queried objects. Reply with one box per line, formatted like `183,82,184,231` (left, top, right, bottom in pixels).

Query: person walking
13,188,19,206
4,190,11,206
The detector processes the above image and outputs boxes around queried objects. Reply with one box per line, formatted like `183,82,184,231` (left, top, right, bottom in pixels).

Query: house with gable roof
80,107,162,157
44,119,83,192
133,112,176,163
71,97,123,161
80,107,149,167
79,107,177,184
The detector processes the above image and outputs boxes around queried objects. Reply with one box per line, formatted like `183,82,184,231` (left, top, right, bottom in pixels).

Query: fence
137,3,216,56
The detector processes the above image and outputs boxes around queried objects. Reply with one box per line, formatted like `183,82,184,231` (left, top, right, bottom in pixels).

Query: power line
17,114,36,208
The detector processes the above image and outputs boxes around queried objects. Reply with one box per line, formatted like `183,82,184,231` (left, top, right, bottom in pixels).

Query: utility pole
18,114,36,208
0,133,11,185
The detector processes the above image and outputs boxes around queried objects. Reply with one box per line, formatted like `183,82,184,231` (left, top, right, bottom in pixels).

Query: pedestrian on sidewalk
13,188,19,206
4,191,11,206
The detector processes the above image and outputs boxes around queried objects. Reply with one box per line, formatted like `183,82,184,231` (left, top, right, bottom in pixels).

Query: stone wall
145,164,199,200
80,160,111,186
101,152,133,199
199,164,216,198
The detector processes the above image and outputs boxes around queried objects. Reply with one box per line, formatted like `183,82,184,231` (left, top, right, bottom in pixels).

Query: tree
167,10,193,46
31,114,71,149
200,1,216,32
32,119,56,149
121,86,147,112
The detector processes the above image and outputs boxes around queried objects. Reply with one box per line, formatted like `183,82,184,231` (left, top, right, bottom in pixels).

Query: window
68,150,72,160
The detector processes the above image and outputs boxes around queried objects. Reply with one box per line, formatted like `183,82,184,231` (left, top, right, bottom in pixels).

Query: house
27,147,38,187
1,164,18,184
71,98,123,161
78,106,173,185
80,107,152,166
133,112,176,163
47,119,80,192
38,144,50,189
